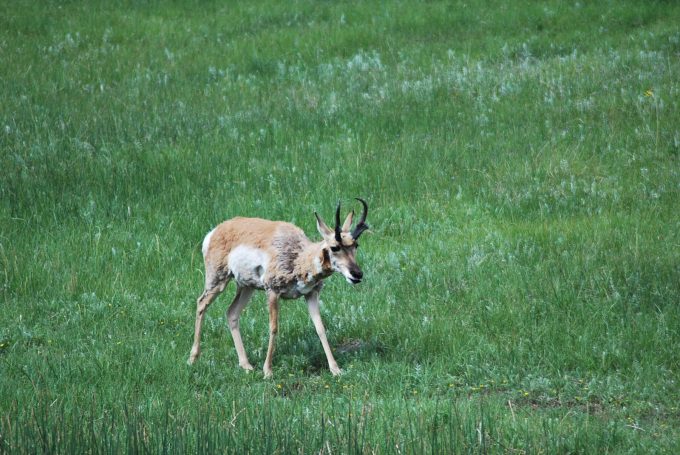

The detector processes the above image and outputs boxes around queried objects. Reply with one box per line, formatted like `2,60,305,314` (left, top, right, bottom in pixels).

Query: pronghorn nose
352,270,363,280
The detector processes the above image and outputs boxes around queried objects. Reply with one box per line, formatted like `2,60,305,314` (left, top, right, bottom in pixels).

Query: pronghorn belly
227,245,269,289
275,280,323,300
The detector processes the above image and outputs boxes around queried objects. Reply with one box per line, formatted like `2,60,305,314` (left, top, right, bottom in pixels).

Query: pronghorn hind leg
188,278,229,365
226,286,255,371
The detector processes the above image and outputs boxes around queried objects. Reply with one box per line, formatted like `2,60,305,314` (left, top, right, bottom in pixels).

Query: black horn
351,198,369,239
334,201,342,243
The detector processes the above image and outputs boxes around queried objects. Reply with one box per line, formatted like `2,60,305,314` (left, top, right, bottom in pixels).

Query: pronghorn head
315,198,369,284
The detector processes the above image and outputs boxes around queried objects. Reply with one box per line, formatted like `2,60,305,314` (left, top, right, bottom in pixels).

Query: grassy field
1,0,679,452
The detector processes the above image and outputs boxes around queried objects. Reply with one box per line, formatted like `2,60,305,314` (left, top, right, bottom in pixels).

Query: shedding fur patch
272,232,304,275
269,231,306,292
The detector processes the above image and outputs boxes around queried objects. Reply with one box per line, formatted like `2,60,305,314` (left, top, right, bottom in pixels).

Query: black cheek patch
322,248,331,269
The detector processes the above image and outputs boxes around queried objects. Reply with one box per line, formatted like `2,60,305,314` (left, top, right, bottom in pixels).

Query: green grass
1,0,679,452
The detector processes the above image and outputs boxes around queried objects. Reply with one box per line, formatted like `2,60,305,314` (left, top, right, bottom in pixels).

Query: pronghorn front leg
305,291,341,376
226,287,255,371
263,291,280,378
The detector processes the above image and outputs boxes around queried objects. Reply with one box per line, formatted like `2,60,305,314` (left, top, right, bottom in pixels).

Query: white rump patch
228,245,270,288
202,228,215,257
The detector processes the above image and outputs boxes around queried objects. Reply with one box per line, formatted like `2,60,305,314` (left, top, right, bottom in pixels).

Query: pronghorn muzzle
348,267,363,284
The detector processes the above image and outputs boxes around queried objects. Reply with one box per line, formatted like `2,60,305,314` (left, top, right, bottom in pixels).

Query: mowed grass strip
1,0,679,452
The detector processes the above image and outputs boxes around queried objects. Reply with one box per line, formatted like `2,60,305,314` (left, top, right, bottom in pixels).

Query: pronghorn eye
330,246,341,252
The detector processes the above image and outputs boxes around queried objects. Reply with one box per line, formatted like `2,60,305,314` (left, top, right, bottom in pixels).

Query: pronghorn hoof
330,367,343,376
240,362,254,371
263,368,273,379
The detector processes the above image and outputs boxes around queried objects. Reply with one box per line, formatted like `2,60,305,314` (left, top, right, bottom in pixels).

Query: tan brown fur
202,217,279,279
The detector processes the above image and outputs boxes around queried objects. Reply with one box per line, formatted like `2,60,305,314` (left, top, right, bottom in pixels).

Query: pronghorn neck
294,241,333,285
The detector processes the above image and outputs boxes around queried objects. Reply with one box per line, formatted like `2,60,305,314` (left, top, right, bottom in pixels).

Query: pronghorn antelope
188,199,370,377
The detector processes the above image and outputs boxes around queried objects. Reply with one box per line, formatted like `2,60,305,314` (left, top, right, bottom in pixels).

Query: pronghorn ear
341,210,354,232
315,212,334,239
